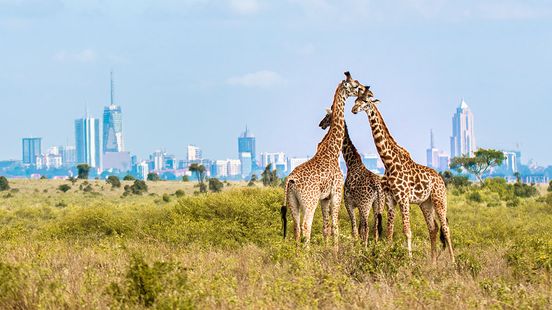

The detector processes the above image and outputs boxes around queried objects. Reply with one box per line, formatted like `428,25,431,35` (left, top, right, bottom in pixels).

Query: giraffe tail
281,179,293,239
376,185,385,238
377,213,383,238
438,217,448,249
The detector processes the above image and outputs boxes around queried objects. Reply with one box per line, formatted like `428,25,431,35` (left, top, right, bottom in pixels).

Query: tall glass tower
22,137,42,164
103,71,124,153
450,99,477,158
75,116,101,168
238,126,256,174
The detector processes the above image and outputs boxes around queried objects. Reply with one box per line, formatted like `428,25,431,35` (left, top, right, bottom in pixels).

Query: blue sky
1,0,551,165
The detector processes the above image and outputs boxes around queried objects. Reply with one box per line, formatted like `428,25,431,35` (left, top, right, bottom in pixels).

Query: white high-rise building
450,99,477,158
187,145,202,163
227,159,241,177
287,157,310,173
75,116,101,168
261,152,287,171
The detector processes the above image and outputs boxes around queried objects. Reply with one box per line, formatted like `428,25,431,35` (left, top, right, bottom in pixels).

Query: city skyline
1,1,551,166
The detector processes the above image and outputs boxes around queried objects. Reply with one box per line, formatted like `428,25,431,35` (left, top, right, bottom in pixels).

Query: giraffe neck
316,85,347,160
366,105,411,169
342,122,364,170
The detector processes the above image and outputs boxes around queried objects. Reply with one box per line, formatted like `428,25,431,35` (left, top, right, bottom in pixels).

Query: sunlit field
1,179,551,309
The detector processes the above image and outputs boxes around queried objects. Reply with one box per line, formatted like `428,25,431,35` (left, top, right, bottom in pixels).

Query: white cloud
226,70,285,88
54,49,97,63
227,0,261,15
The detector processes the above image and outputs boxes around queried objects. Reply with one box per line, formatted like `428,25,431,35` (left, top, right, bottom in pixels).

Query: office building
75,116,101,168
187,145,202,164
450,99,477,158
103,71,124,153
22,137,42,165
238,126,256,171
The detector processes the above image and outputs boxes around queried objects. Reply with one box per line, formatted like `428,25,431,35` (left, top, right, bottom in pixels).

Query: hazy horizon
1,0,551,166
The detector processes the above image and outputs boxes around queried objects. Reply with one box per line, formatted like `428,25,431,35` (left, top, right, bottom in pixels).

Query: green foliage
0,176,10,191
175,189,185,197
181,175,189,182
124,180,148,195
456,252,482,277
0,262,23,308
58,184,71,193
147,173,160,182
548,180,552,192
189,164,206,184
123,175,136,181
208,178,224,192
261,164,280,187
77,164,90,179
450,148,505,182
468,191,482,203
68,176,77,184
106,176,121,188
40,175,48,180
162,193,170,203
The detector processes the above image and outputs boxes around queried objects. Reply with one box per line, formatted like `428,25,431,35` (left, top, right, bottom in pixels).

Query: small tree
58,184,71,193
106,176,121,188
548,180,552,192
450,148,505,183
0,176,10,191
261,164,280,187
147,173,160,181
208,178,224,192
77,164,90,179
125,180,148,195
248,174,257,187
40,175,48,180
182,175,189,182
514,172,522,183
123,175,136,181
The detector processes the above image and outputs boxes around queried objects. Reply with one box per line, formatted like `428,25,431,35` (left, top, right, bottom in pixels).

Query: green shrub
162,194,170,203
124,180,148,195
175,190,185,197
147,173,160,181
456,252,482,277
181,175,189,182
107,176,121,188
513,183,538,198
548,180,552,192
0,176,9,191
58,184,71,193
0,262,23,308
208,178,224,192
123,175,136,181
468,191,482,202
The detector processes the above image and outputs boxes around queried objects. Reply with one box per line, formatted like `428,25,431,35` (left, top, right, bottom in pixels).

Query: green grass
0,179,551,309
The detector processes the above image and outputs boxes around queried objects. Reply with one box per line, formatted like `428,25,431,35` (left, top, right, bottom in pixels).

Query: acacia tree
261,164,279,187
77,164,90,179
450,148,505,183
189,163,207,193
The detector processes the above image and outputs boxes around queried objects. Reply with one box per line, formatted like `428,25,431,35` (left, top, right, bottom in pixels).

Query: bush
182,175,189,182
77,164,90,179
468,191,482,202
124,180,148,195
548,180,552,192
123,175,136,181
107,176,122,189
40,175,48,180
513,183,538,198
58,184,71,193
162,194,170,203
175,190,185,197
0,176,9,191
208,178,224,192
147,173,160,182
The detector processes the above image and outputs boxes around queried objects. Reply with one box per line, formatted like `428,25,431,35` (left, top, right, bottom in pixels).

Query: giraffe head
318,108,332,130
351,86,380,114
341,71,364,97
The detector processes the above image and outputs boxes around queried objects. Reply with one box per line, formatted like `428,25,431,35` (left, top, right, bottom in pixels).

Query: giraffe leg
320,197,332,245
301,199,318,247
386,196,396,242
344,193,358,240
433,193,455,263
374,188,386,243
398,199,413,258
287,191,302,245
420,200,438,264
330,186,343,252
358,198,371,248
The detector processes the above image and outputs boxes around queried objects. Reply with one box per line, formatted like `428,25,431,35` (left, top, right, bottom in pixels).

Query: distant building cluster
2,79,550,183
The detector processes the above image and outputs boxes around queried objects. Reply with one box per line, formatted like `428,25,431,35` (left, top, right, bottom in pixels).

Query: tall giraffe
318,109,385,246
281,72,366,247
351,87,455,262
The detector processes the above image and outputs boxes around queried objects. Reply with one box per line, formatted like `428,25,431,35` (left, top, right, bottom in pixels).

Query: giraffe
351,87,455,263
318,109,385,246
280,72,368,248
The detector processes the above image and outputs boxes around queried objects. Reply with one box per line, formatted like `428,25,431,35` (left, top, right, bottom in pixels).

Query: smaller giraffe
318,109,385,246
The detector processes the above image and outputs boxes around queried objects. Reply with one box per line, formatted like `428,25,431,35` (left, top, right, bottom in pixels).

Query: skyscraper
238,126,256,172
186,145,202,164
426,129,440,168
22,137,42,164
103,71,124,153
450,99,477,158
75,115,101,168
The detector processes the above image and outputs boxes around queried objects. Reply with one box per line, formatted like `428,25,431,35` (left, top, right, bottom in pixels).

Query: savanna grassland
1,178,552,309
